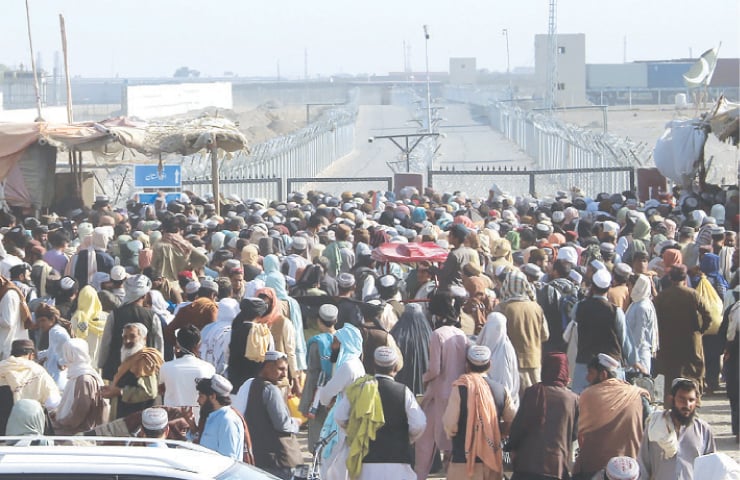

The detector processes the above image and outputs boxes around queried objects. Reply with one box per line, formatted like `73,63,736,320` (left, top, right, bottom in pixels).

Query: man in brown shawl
101,322,163,419
573,354,650,479
653,265,713,405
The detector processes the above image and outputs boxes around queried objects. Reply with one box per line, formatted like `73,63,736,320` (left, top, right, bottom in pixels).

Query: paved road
305,102,535,197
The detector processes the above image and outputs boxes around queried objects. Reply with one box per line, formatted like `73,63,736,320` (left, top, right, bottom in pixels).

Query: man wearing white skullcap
557,246,579,267
443,345,513,480
570,265,636,394
194,374,246,461
574,354,650,478
377,274,403,332
141,407,170,439
298,303,339,452
600,456,639,480
333,345,426,480
233,351,302,477
281,236,310,280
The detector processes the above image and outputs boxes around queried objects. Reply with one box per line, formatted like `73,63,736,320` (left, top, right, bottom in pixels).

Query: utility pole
304,48,308,80
423,25,432,134
502,29,512,101
371,133,439,173
623,36,627,63
545,0,558,110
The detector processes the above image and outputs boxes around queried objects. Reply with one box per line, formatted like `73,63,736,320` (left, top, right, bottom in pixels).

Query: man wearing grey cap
334,346,426,480
335,273,363,329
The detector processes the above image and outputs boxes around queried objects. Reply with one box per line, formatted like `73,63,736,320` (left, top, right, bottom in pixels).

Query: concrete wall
232,82,351,108
535,33,586,106
587,63,648,89
449,58,477,84
123,82,232,119
0,105,69,123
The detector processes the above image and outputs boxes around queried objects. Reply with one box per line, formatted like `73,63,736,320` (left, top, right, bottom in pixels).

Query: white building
449,58,477,85
534,33,586,106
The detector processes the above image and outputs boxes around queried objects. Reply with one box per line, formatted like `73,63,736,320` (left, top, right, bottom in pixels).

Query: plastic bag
695,274,723,335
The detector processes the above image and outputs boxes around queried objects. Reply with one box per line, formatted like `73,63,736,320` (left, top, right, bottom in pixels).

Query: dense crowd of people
0,183,738,480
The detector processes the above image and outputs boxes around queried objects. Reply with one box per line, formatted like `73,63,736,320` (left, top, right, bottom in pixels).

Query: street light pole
423,25,432,134
502,28,511,101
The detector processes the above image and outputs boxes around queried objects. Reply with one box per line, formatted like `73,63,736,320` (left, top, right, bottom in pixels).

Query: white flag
683,48,718,88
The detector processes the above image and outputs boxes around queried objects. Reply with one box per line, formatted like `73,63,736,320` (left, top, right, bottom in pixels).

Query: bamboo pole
210,140,220,214
24,0,43,121
59,14,73,124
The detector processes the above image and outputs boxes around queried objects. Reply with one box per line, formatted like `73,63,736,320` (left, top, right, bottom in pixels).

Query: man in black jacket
334,346,426,480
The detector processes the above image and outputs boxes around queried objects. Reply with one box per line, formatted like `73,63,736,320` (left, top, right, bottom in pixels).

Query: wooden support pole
210,140,220,213
24,0,43,121
59,14,73,124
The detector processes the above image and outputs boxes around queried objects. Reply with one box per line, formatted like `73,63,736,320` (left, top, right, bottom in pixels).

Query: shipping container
586,63,648,89
646,62,693,89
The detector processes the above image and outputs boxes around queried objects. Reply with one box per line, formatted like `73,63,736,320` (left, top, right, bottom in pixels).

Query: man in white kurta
0,284,29,360
159,325,215,420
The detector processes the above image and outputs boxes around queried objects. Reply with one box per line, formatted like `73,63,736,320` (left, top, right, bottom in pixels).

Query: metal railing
442,86,652,192
428,166,635,199
181,91,358,200
286,176,393,195
182,177,282,202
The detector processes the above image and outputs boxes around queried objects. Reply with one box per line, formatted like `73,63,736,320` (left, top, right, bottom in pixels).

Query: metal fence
428,166,635,199
487,101,651,170
182,177,282,202
181,91,358,200
442,85,652,194
286,176,393,196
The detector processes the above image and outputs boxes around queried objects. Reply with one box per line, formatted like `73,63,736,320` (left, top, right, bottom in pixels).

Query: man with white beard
101,323,163,419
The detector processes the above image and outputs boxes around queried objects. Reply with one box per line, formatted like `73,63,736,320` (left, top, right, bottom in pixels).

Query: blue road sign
133,165,182,189
137,193,182,205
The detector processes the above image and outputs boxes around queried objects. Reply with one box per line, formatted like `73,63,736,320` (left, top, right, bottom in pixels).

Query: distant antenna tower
545,0,558,109
403,41,412,78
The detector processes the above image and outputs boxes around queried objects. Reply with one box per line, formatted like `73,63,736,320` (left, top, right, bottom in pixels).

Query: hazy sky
1,0,738,78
